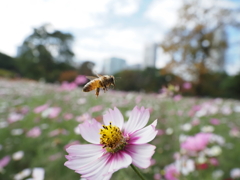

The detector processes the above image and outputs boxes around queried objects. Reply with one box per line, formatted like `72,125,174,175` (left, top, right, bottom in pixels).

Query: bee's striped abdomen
83,79,101,92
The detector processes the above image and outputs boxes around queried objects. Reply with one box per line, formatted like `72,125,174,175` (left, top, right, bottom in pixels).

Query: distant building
143,43,157,69
102,57,127,75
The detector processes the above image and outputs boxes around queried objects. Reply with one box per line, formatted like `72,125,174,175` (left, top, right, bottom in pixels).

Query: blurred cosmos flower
49,129,68,137
210,118,220,125
205,145,222,157
65,106,157,180
48,107,62,119
164,164,180,180
76,113,91,122
209,158,219,166
160,84,179,97
212,170,224,179
63,113,73,121
0,156,11,170
74,75,87,85
60,81,77,91
14,168,31,180
181,133,212,152
201,125,215,133
182,82,192,90
77,98,87,105
175,158,195,175
230,168,240,179
11,129,24,136
26,127,41,138
173,95,182,102
154,173,162,180
7,112,23,123
34,104,49,114
12,151,24,161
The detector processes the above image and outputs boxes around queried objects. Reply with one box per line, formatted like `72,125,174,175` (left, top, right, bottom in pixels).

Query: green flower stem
130,164,146,180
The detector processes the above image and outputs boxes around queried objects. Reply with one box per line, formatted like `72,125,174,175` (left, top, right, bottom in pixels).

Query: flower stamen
100,122,126,153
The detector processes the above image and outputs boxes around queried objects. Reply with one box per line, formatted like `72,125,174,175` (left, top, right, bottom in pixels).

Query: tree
160,0,240,82
0,52,17,72
17,24,75,82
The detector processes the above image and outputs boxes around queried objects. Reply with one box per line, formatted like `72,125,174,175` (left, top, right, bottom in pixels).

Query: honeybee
83,74,115,97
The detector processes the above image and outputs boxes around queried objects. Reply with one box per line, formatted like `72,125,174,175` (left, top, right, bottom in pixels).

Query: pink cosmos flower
210,118,220,125
74,75,87,85
0,156,11,168
181,132,212,152
154,173,162,180
7,112,23,123
182,82,192,90
75,113,91,122
49,129,68,137
173,95,182,102
165,164,180,180
90,105,103,113
60,81,77,91
26,127,41,138
65,106,157,180
34,104,49,114
63,113,73,120
48,107,61,119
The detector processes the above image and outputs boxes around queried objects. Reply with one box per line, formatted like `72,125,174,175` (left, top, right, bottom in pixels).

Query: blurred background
0,0,240,98
1,1,240,180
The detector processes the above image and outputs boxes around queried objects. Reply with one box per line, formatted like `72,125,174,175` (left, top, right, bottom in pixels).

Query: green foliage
0,52,18,72
221,72,240,99
114,68,180,93
0,69,16,78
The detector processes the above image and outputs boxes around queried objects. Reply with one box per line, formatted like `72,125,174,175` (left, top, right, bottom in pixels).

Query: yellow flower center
100,122,127,153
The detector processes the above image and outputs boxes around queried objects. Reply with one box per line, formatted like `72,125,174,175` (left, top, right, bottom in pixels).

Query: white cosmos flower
175,158,195,175
230,168,240,179
32,168,45,180
201,125,214,133
205,146,222,157
12,151,24,161
181,123,192,131
14,168,31,180
212,170,224,179
11,129,24,136
166,128,173,135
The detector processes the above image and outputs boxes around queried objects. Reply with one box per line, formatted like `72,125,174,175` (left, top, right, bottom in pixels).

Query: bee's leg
103,86,108,93
95,88,100,97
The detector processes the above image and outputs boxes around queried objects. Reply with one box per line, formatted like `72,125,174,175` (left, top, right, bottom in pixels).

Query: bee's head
110,75,115,87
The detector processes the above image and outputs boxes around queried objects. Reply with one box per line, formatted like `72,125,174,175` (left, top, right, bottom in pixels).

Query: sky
0,0,240,75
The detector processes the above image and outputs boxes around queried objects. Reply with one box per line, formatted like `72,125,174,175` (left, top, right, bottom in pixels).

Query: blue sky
0,0,239,75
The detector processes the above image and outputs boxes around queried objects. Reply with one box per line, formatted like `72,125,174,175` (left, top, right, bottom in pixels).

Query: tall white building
102,57,126,75
143,43,157,69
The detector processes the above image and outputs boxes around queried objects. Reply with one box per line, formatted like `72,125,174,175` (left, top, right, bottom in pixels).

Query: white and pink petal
129,120,157,144
64,144,104,170
103,107,124,129
77,151,132,180
79,119,102,144
125,144,156,169
124,106,150,134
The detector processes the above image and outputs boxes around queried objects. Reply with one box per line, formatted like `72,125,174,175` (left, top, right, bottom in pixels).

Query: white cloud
110,0,140,16
0,0,111,56
144,0,181,30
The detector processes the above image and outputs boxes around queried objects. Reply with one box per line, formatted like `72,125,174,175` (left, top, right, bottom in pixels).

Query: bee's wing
96,74,103,77
86,76,98,80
